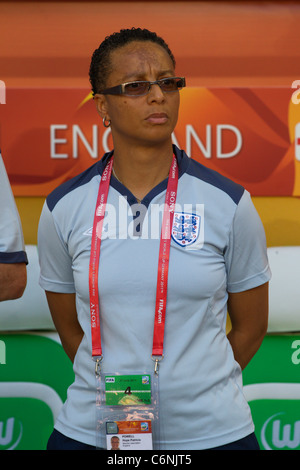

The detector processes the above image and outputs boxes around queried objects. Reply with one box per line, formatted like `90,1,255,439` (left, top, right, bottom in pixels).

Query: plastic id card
96,371,160,450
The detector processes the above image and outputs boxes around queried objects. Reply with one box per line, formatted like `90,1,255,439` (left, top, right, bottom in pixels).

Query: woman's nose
147,82,165,102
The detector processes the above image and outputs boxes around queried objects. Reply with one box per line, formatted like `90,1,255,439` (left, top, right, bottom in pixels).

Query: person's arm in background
0,263,27,301
0,152,27,301
38,196,80,362
225,190,271,369
227,282,269,370
45,292,83,363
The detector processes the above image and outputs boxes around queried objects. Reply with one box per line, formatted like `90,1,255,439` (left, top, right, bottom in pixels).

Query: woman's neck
112,142,174,202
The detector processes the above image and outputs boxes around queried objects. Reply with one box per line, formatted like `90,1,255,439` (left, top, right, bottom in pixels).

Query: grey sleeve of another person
0,153,27,263
0,152,27,300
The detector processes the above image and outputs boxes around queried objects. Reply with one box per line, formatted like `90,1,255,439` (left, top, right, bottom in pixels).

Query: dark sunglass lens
124,82,148,95
176,78,185,89
160,78,185,92
160,78,178,91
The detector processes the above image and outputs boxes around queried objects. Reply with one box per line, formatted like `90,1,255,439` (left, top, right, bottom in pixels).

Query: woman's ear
93,94,110,120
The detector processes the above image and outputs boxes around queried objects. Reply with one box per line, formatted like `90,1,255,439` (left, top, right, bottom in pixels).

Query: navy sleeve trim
46,152,113,212
185,157,245,205
0,251,28,264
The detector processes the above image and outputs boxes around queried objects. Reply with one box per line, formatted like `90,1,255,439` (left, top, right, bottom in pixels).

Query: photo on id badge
106,420,153,450
104,374,153,450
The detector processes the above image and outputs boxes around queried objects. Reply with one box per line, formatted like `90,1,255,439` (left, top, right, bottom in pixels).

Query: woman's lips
145,113,168,124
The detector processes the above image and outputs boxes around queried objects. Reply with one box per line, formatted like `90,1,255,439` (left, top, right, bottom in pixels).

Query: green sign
249,400,300,450
2,333,300,450
0,333,74,450
0,397,54,450
243,334,300,451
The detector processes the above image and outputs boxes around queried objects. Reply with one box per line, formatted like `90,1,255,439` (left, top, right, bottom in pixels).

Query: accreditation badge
95,371,160,450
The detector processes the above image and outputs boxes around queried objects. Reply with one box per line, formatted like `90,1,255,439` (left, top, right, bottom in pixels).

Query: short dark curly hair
89,27,176,96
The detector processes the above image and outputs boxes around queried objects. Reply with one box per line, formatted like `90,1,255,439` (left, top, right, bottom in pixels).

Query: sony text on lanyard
89,154,178,375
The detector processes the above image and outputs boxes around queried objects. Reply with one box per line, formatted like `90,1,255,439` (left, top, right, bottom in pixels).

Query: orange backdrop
1,86,300,196
0,1,300,245
1,1,300,89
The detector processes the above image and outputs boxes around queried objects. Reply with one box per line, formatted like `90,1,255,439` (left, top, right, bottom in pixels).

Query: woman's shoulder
186,155,245,206
45,160,102,213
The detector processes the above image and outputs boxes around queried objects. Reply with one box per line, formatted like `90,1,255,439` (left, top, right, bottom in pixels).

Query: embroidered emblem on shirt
171,212,201,247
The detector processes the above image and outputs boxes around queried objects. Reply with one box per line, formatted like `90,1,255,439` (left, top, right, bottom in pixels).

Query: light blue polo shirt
38,145,271,449
0,152,27,264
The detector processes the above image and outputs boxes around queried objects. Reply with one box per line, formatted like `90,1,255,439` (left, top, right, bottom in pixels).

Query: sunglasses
99,77,186,97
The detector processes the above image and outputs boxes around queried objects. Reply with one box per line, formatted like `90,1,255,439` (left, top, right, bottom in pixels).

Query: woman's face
95,41,180,149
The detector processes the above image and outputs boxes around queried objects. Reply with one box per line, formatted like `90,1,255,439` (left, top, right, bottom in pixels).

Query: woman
38,27,271,450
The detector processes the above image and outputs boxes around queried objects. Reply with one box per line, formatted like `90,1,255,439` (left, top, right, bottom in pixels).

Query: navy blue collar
98,145,190,208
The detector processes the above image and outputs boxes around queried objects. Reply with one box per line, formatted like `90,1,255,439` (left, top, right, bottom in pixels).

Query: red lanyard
89,154,178,367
